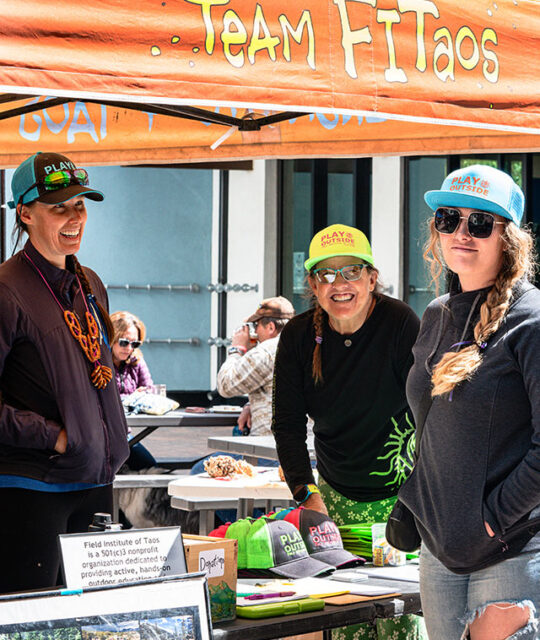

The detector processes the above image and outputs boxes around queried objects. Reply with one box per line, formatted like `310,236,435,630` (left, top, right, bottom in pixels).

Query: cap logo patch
320,230,355,248
449,175,489,195
309,522,341,548
279,530,304,556
43,160,76,175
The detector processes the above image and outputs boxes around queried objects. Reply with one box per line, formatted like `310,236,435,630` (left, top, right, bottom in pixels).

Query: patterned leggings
319,478,427,640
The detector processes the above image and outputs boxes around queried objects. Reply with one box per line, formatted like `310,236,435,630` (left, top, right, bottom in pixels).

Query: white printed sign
198,548,225,578
59,526,187,589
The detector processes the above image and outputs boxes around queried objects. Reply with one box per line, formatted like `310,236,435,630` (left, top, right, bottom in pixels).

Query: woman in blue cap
398,165,540,639
0,152,129,593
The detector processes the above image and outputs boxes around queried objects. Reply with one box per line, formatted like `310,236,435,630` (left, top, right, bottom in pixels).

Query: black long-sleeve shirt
272,294,420,502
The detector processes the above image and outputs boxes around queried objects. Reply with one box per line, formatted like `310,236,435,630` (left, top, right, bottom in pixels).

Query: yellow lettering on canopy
481,28,499,83
398,0,439,72
186,0,229,55
377,9,407,83
279,10,315,70
333,0,375,79
222,9,248,68
455,26,479,71
247,3,281,64
433,27,454,82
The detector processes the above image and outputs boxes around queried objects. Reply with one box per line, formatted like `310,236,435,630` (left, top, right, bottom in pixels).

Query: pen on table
244,591,296,600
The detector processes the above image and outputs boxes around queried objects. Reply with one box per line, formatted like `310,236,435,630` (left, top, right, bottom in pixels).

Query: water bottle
88,512,123,532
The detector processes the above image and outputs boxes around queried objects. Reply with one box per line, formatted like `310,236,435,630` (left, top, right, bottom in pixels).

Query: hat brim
305,252,374,272
309,548,365,569
245,311,294,323
424,190,515,223
37,185,104,205
269,556,334,579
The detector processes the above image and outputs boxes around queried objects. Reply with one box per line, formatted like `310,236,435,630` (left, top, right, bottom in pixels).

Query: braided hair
311,302,326,384
424,218,535,397
71,255,115,342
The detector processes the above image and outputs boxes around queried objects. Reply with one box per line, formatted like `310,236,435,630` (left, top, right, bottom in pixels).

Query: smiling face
437,206,506,291
19,196,87,269
309,255,378,334
112,324,139,367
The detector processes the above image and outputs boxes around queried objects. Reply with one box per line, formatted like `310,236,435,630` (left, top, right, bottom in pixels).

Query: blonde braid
431,222,535,397
312,302,325,385
71,255,114,342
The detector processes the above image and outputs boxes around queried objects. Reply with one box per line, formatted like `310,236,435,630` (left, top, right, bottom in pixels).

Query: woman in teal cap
0,152,128,593
273,224,426,640
398,165,540,639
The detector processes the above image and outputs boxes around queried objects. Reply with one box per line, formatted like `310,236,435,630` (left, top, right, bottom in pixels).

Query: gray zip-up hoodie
399,279,540,574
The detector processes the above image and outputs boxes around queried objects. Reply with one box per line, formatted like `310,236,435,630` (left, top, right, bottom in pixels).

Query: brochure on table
237,576,401,600
0,575,212,640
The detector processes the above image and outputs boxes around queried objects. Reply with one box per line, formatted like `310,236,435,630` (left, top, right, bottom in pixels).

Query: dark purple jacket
115,358,153,398
0,242,129,485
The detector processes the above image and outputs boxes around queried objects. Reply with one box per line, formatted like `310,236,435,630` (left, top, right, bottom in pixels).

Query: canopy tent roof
0,0,539,165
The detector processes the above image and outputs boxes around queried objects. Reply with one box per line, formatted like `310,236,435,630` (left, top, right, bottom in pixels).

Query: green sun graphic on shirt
370,412,416,487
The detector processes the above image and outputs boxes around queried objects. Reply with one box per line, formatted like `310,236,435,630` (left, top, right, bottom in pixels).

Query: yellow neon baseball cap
304,224,374,271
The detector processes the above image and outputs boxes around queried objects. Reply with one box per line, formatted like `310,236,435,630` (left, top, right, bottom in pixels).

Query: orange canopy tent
0,0,539,165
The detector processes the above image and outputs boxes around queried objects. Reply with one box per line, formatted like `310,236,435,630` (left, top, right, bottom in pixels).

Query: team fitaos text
186,0,499,83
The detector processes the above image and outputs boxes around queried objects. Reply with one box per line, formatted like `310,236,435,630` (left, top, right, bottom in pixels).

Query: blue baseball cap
424,164,524,226
8,152,104,209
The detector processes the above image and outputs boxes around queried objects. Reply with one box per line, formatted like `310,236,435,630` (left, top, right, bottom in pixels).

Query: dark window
279,159,372,313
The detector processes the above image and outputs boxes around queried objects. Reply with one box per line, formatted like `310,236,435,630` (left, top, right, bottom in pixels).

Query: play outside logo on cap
245,518,333,578
8,151,104,209
284,508,364,569
424,164,524,226
304,224,374,271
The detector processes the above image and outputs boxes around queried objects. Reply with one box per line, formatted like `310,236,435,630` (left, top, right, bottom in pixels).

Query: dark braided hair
311,302,326,385
71,255,114,342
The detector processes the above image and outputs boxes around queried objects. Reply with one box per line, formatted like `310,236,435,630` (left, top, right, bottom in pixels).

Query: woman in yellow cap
273,224,425,640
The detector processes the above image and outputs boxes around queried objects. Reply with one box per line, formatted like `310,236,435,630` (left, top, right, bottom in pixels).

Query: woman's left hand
484,521,495,537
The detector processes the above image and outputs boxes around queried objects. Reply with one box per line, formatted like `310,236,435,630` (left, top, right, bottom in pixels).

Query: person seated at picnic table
111,310,153,397
190,297,295,524
218,296,295,436
273,224,427,640
0,151,129,593
111,310,156,471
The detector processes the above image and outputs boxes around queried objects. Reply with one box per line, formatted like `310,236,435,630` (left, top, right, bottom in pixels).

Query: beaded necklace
23,251,113,389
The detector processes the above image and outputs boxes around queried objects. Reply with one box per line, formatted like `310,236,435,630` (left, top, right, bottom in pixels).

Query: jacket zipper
498,516,540,553
97,401,112,481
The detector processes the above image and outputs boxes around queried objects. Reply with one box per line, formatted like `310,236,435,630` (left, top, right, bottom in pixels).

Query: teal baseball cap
424,164,524,226
8,152,104,209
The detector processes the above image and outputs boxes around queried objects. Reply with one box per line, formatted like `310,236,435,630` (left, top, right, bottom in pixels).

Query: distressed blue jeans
419,543,540,639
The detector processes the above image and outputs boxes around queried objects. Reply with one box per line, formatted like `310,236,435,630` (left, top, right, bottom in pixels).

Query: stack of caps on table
209,507,365,578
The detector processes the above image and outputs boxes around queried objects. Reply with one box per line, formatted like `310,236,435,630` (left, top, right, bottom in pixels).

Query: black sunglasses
434,207,505,239
118,338,142,349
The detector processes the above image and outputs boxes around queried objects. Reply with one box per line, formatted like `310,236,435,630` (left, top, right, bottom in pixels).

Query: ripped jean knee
419,545,540,640
463,600,538,640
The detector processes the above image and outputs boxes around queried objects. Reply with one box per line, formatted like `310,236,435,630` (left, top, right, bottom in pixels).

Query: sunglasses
434,207,505,239
19,169,90,204
118,338,142,349
312,263,368,284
